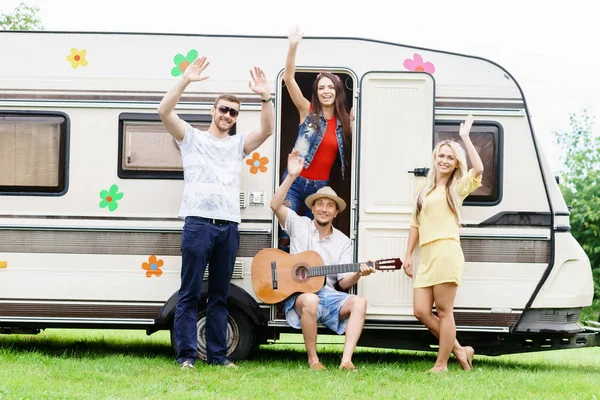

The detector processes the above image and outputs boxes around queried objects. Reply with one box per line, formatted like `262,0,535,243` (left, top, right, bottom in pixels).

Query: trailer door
356,72,434,319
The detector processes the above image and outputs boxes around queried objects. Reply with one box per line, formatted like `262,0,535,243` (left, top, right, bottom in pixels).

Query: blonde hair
412,140,468,224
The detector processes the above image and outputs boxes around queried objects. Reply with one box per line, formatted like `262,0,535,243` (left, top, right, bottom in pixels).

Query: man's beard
315,218,329,227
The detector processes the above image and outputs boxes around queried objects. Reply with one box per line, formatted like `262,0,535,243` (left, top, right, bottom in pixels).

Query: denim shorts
283,287,351,335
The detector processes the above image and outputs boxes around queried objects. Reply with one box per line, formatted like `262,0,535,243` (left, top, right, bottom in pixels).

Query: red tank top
301,115,338,180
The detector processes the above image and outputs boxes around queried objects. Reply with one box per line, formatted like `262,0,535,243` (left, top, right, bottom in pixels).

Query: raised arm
283,25,310,122
158,56,210,142
459,114,484,178
270,149,304,226
244,67,275,153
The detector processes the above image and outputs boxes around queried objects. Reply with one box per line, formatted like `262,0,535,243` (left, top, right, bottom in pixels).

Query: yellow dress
411,170,482,287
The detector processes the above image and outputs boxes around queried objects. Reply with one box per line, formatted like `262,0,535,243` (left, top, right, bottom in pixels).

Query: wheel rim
196,312,240,360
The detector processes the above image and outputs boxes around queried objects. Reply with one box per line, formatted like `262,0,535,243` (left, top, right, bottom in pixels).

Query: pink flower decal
142,255,163,278
403,53,435,74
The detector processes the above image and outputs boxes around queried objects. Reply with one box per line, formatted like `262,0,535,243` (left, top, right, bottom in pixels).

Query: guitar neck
307,261,372,277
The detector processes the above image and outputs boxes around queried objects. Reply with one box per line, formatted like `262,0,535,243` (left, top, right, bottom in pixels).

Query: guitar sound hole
293,266,309,283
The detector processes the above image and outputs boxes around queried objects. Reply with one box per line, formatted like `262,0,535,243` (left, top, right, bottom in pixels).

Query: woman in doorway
403,115,483,372
279,25,353,251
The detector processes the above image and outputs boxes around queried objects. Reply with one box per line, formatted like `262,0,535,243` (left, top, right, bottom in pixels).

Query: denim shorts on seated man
283,287,352,335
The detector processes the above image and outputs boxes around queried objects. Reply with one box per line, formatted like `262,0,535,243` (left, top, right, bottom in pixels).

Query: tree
0,2,44,30
554,108,600,307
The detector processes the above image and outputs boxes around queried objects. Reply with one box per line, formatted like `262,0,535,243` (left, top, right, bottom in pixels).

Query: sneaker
221,359,239,369
181,360,195,369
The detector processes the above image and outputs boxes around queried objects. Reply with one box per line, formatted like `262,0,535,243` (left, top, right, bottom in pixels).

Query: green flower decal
171,49,198,77
99,184,124,212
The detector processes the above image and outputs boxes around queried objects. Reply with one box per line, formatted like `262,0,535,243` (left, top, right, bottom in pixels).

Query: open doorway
277,70,355,238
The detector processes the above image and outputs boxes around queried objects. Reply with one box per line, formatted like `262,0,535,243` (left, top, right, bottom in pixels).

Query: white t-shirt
283,209,353,290
177,121,248,223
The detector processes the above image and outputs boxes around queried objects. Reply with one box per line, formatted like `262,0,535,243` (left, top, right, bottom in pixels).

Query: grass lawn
0,329,599,399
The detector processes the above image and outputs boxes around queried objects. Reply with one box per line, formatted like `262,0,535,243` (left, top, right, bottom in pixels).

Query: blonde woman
404,115,483,372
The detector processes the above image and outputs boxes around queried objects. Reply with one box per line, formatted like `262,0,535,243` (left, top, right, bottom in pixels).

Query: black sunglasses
217,105,239,118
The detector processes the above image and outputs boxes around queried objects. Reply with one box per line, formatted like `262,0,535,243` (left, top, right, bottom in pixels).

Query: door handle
407,167,430,177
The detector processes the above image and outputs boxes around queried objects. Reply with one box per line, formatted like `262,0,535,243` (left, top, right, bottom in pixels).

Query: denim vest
293,112,345,180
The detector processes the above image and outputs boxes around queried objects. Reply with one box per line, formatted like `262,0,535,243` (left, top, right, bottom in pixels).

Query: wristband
261,97,272,103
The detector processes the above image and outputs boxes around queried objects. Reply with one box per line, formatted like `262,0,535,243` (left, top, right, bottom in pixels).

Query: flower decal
142,255,163,278
403,53,435,74
171,49,198,77
66,48,88,69
246,152,269,174
99,184,124,212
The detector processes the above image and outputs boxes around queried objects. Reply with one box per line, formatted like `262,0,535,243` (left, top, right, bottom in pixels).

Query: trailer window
118,113,219,179
0,113,68,195
434,121,502,204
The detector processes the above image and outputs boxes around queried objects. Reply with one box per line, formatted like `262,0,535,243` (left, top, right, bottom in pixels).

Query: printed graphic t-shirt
176,121,248,223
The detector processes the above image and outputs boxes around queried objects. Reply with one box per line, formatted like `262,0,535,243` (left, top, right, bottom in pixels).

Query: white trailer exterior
0,30,597,359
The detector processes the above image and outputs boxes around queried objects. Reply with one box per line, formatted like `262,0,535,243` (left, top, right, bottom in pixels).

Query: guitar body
251,248,326,304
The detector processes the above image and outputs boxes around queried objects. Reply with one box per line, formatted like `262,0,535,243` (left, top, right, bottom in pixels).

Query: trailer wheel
170,306,255,362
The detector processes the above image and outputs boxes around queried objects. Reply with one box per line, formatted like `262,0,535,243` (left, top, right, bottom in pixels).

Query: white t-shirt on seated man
270,149,376,372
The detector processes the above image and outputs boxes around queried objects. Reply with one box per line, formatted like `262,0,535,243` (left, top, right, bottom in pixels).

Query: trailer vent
203,260,244,280
0,229,271,257
239,191,247,209
461,239,550,263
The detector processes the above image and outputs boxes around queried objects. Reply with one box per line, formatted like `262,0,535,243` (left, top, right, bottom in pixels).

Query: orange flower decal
246,152,269,174
142,255,163,278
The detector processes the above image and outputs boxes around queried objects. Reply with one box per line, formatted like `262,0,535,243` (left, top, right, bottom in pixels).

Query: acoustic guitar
251,248,403,304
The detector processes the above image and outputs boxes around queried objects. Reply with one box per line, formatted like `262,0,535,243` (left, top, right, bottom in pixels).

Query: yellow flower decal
246,152,269,174
66,48,88,69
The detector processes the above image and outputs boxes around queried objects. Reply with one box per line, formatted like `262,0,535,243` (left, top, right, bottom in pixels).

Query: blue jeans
174,217,239,365
278,171,329,252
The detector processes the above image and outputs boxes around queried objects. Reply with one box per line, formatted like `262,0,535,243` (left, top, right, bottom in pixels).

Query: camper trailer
0,30,597,360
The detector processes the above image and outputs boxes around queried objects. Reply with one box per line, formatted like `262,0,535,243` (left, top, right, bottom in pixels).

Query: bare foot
340,361,358,372
458,346,474,371
455,346,474,371
309,361,327,371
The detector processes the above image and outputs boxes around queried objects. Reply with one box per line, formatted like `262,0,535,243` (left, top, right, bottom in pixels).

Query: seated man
270,149,375,371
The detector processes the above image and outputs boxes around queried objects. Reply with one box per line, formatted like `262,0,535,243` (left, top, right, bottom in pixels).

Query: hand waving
459,114,474,139
288,25,303,46
287,149,304,177
182,56,210,83
249,66,271,98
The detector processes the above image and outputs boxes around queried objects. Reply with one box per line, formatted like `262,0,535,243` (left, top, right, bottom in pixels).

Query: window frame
434,119,504,205
117,112,228,180
0,110,70,196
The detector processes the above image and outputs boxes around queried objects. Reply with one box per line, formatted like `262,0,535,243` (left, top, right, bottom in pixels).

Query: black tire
170,306,255,362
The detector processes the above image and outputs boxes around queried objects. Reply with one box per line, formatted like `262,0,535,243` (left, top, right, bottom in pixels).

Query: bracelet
261,97,272,103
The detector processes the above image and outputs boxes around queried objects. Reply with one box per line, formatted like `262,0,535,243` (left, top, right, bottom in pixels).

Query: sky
3,0,598,172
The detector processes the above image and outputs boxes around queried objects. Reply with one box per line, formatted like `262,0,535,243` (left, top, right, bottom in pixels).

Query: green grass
581,298,600,322
0,330,599,400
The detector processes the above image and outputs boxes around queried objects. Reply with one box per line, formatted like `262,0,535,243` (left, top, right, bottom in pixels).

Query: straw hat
304,187,347,213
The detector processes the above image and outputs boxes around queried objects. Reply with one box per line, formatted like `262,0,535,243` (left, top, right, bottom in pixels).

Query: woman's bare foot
456,346,474,371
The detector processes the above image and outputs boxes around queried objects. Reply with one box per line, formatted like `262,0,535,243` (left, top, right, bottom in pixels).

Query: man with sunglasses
158,56,274,369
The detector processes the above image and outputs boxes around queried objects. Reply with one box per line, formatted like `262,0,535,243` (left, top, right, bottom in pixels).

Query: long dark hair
309,72,352,152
